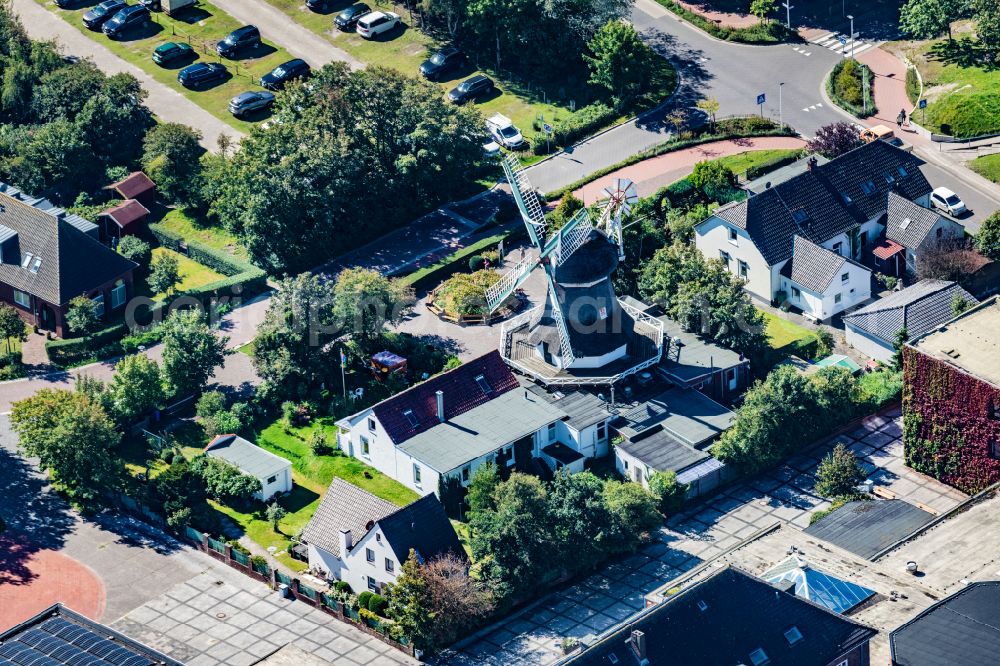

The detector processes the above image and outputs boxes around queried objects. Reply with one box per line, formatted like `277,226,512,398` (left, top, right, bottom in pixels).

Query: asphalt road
916,151,1000,234
526,0,848,193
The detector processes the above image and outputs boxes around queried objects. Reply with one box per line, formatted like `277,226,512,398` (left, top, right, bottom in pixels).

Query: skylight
898,165,908,177
784,626,803,645
697,600,708,611
30,256,41,273
860,180,877,195
402,409,419,428
20,253,31,268
885,172,896,184
841,192,852,204
607,654,619,664
474,374,492,394
791,208,809,223
900,218,911,230
749,648,770,666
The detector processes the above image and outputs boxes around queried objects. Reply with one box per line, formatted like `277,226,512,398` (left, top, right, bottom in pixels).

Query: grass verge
969,153,1000,185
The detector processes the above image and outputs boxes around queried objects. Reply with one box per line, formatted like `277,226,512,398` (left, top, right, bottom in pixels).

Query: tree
648,470,686,515
332,268,413,348
191,456,261,504
696,98,720,130
891,326,909,370
466,461,500,518
547,471,613,570
196,390,227,419
388,551,434,650
421,552,494,648
155,459,208,521
690,160,736,201
148,252,180,295
549,193,584,233
160,309,229,397
266,501,287,532
602,480,661,551
9,119,94,201
975,211,1000,260
10,389,120,502
749,0,776,23
142,123,204,207
814,443,865,497
252,274,340,401
916,239,984,281
118,236,151,266
583,21,654,104
807,122,863,158
0,303,26,353
900,0,953,39
973,0,1000,61
105,354,163,425
65,295,99,338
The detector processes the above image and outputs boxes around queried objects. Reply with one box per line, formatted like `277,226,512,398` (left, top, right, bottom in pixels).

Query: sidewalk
574,136,808,204
10,0,241,152
857,47,924,145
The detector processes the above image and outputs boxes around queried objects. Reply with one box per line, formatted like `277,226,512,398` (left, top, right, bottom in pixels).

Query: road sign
918,99,927,109
756,93,766,105
838,35,847,44
543,123,553,134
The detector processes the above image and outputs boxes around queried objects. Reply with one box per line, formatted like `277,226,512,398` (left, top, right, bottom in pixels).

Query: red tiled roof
112,172,155,199
873,239,905,260
101,199,149,230
371,350,519,445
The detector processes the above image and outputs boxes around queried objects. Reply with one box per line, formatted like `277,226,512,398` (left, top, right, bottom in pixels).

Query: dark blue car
178,62,228,88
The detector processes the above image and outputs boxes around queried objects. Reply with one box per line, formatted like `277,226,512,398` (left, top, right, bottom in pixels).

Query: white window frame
266,475,276,484
727,227,738,245
719,250,731,267
367,417,376,432
738,260,748,279
92,293,106,317
110,280,126,309
385,558,394,573
596,422,607,441
367,576,377,591
360,436,370,458
366,548,375,563
12,289,30,309
413,463,422,487
791,286,801,300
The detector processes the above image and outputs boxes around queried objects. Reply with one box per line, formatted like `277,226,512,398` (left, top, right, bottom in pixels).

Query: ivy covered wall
903,346,1000,494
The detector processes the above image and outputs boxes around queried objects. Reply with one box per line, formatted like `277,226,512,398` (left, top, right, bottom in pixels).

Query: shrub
367,593,388,616
196,390,227,419
251,555,268,570
814,443,866,497
159,448,175,464
532,103,618,155
859,369,903,409
310,430,333,456
433,270,501,316
335,580,353,594
827,59,876,118
648,470,686,515
357,591,374,609
118,236,151,266
468,254,486,271
905,67,921,105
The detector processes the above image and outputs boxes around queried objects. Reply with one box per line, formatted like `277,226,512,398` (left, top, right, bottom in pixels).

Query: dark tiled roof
0,603,183,665
302,479,463,563
890,581,1000,666
112,171,155,199
302,478,398,558
779,236,851,293
0,192,137,305
803,499,934,560
844,280,977,343
707,141,930,266
616,427,709,473
371,351,519,445
101,199,148,230
377,492,465,564
563,567,876,666
885,191,950,249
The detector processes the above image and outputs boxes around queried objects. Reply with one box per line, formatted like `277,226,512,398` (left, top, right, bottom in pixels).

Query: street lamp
847,14,855,59
783,1,793,29
779,82,785,129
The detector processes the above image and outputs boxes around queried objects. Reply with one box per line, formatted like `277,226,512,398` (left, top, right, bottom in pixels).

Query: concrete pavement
11,0,241,152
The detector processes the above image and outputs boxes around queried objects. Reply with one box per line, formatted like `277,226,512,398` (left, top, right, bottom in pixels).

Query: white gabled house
335,351,612,495
301,479,463,594
873,191,966,277
694,141,933,322
205,434,292,501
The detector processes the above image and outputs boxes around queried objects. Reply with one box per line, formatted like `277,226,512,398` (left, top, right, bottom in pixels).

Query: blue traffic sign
918,99,927,109
838,35,847,44
543,123,553,134
756,93,766,105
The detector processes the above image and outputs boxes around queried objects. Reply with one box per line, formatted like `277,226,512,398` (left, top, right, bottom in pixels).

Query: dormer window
784,626,803,645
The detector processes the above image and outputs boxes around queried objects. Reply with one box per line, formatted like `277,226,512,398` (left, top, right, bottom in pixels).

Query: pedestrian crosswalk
808,32,873,57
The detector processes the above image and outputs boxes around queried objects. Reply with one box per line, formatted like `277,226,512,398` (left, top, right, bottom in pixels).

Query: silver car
229,91,275,118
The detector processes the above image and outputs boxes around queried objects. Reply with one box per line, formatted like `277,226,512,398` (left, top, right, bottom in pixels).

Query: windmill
487,155,664,386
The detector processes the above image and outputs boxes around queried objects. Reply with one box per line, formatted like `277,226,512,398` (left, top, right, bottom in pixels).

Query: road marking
803,107,810,112
804,52,811,56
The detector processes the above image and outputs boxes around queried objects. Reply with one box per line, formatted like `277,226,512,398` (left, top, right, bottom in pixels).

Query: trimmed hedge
399,230,521,291
658,0,798,44
827,60,877,119
46,322,129,366
744,149,806,180
906,67,921,105
530,103,618,156
149,223,268,298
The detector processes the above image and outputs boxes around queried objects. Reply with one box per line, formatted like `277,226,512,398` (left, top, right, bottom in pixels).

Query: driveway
439,407,967,664
525,0,848,194
11,0,241,152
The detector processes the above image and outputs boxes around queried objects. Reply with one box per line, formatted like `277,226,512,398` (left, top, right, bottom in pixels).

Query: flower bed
427,270,523,325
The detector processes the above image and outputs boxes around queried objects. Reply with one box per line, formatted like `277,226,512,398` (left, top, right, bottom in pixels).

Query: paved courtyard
440,406,968,664
113,563,417,666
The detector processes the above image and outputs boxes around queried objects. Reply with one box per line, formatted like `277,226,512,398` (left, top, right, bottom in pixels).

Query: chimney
436,390,444,422
806,156,818,171
338,529,352,554
630,630,647,663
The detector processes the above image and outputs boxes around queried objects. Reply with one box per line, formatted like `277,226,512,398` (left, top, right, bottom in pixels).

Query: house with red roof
335,351,612,496
99,199,150,239
109,171,156,207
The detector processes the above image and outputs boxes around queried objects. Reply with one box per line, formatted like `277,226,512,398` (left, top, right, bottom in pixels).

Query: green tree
749,0,776,23
118,236,151,266
196,390,227,419
601,480,661,552
155,459,208,521
191,456,261,503
547,471,612,570
30,60,105,123
76,72,153,169
106,354,163,425
65,295,99,338
466,461,500,518
583,21,654,104
266,501,287,532
142,123,204,206
333,268,413,348
975,211,1000,260
0,303,26,353
147,252,180,295
10,389,120,502
891,326,909,371
814,443,865,497
549,193,584,233
690,160,737,201
973,0,1000,61
900,0,956,39
10,119,92,202
648,470,686,515
160,309,229,397
952,293,971,316
388,550,434,650
696,98,720,130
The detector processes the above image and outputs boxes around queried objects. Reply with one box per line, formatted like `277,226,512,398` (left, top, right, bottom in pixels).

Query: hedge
149,223,268,298
399,230,520,291
658,0,798,44
744,149,806,180
905,67,921,106
530,103,619,156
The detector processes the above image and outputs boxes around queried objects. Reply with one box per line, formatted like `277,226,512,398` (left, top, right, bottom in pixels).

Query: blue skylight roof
764,556,876,615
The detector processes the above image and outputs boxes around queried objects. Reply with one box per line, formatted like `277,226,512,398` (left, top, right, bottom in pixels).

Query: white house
205,434,292,501
778,236,872,321
873,191,966,277
843,280,977,362
301,479,463,594
694,141,932,321
335,351,611,495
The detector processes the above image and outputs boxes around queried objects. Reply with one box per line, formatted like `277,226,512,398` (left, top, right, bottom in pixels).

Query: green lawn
889,35,1000,138
149,247,225,298
36,0,300,132
759,310,823,363
714,149,802,179
158,208,246,258
970,153,1000,185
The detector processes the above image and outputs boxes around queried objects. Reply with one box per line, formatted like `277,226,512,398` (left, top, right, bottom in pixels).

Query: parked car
178,62,228,88
486,113,524,149
355,11,399,39
930,186,968,216
260,59,311,90
229,91,275,117
419,47,463,80
103,5,151,38
138,0,161,10
217,25,261,58
82,0,127,29
305,0,329,10
152,41,193,65
448,74,494,104
334,3,370,29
